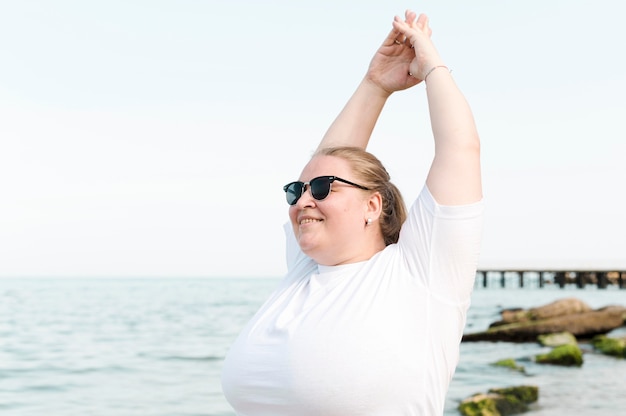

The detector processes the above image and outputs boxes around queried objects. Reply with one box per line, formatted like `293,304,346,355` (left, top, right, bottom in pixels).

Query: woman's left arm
393,13,482,206
423,65,482,205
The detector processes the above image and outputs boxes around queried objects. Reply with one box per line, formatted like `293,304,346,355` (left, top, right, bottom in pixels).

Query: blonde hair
315,146,407,245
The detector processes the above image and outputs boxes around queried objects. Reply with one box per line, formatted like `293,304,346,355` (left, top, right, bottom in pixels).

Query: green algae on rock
458,385,539,416
591,335,626,358
491,358,525,373
535,344,583,367
458,393,500,416
490,386,539,405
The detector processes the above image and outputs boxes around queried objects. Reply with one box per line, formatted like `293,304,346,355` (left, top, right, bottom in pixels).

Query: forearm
317,78,391,151
426,69,479,153
425,69,482,205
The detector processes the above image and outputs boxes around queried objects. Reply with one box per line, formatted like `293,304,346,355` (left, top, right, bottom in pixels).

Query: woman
221,10,483,415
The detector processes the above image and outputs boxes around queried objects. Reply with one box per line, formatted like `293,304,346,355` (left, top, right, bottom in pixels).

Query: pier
476,269,626,289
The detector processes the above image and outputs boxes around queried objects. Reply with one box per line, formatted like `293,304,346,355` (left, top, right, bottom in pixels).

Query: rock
491,358,525,373
535,344,583,367
459,393,502,416
490,386,539,406
591,335,626,358
463,300,626,343
600,305,626,321
492,298,592,327
458,386,539,416
537,332,577,347
497,308,526,326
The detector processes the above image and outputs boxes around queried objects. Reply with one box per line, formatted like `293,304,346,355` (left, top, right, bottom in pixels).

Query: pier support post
476,269,626,289
575,272,585,289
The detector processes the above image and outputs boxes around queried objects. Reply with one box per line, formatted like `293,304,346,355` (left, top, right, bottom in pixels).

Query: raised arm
317,11,422,151
393,12,482,206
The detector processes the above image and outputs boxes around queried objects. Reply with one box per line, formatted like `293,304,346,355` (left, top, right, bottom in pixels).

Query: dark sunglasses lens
285,182,303,205
310,177,332,200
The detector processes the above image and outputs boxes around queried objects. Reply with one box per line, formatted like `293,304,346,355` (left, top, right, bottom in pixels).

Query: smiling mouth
300,218,323,225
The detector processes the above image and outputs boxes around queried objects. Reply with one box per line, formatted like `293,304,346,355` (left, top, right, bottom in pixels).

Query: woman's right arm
317,11,422,151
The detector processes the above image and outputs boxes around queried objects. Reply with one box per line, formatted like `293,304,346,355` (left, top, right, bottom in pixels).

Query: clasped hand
365,10,444,95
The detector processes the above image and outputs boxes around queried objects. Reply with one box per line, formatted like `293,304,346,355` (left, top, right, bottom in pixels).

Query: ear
365,191,383,221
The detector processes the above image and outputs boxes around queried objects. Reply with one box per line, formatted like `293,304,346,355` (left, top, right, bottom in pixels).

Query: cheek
288,207,298,224
326,202,357,227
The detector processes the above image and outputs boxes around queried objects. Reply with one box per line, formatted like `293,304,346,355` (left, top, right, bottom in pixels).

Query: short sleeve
396,186,484,304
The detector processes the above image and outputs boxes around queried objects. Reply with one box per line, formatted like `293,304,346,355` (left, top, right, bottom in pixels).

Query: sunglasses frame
283,175,370,206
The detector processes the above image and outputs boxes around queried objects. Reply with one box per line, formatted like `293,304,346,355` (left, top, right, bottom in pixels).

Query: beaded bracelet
423,65,449,82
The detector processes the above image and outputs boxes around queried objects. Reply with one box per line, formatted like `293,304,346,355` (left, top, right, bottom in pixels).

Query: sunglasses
283,175,370,206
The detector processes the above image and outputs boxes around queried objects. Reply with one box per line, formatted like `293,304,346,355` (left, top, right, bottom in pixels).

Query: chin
298,241,317,256
297,239,323,261
301,246,335,265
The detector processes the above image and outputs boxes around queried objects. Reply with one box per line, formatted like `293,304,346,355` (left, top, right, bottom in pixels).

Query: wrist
361,77,393,100
423,65,449,82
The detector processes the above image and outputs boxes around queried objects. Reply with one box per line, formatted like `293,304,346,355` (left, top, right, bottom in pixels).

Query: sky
1,1,625,278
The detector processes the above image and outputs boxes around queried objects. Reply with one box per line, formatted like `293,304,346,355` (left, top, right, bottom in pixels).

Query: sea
1,277,625,416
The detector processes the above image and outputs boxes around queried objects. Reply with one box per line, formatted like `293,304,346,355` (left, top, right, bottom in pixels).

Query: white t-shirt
221,186,484,415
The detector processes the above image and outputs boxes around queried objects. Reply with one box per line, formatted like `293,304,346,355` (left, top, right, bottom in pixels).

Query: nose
295,184,316,208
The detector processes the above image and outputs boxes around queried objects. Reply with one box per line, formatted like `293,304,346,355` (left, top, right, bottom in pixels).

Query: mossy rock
458,393,501,416
535,344,583,367
537,332,577,347
458,386,539,416
591,335,626,358
491,358,525,373
489,386,539,404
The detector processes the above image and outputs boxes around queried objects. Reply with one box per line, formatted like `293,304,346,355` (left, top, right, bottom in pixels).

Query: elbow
436,131,480,156
458,129,481,156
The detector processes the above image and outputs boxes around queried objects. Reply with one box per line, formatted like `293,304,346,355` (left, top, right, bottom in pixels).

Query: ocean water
1,278,625,415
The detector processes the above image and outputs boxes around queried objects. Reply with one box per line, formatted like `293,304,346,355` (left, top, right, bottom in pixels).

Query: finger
383,25,405,46
392,15,409,32
405,9,417,25
389,16,411,45
404,10,418,31
416,13,429,31
392,16,414,42
418,14,433,38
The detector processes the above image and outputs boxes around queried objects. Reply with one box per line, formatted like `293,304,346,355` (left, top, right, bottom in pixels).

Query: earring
366,218,372,226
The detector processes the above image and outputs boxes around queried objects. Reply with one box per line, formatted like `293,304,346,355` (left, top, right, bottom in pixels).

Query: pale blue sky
1,1,624,277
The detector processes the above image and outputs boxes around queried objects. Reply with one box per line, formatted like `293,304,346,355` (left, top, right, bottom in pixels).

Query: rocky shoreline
462,297,626,343
457,298,626,415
